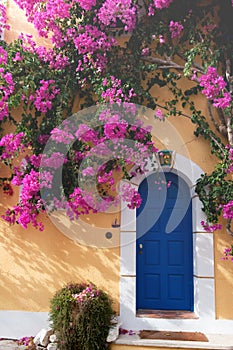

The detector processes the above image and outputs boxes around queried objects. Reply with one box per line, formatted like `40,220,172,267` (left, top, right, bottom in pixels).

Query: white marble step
114,333,233,349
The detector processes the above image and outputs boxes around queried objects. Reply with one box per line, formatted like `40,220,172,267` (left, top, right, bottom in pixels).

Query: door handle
138,243,143,254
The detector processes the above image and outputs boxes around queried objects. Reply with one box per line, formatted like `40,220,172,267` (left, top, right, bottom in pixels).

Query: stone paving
2,333,233,350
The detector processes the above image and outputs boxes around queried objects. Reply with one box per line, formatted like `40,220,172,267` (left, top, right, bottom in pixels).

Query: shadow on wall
0,201,120,313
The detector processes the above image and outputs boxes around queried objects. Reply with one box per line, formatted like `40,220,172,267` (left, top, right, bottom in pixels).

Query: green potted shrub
49,282,114,350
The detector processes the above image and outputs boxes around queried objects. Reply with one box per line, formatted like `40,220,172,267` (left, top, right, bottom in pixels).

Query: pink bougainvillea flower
155,108,165,120
169,20,184,39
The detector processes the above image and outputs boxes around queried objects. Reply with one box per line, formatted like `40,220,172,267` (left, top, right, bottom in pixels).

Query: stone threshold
114,333,233,349
136,310,198,319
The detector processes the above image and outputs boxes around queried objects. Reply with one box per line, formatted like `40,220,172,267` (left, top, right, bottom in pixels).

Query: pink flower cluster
66,181,117,217
101,76,136,103
2,120,155,230
14,0,39,18
2,168,45,230
41,152,66,169
155,108,165,120
12,52,23,62
97,169,114,186
169,21,184,39
104,121,127,139
68,188,96,220
226,145,233,173
213,92,232,109
201,220,222,232
38,134,50,145
153,0,173,9
75,123,99,145
11,166,25,186
32,80,60,113
221,199,233,261
18,33,37,52
82,166,96,176
16,0,137,50
50,128,75,144
18,34,70,69
199,67,226,98
15,0,71,46
73,25,116,73
17,336,34,347
2,200,44,231
141,48,150,56
72,284,100,303
33,105,157,227
0,68,15,120
0,4,10,35
0,132,25,160
222,201,233,220
28,154,42,168
45,0,72,20
222,246,233,261
20,169,40,201
149,0,173,13
3,154,51,231
120,183,142,209
36,46,70,70
0,46,8,64
74,25,114,55
97,0,137,31
39,171,53,188
199,67,232,109
75,0,96,11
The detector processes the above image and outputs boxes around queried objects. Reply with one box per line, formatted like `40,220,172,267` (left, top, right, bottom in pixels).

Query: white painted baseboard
0,311,49,339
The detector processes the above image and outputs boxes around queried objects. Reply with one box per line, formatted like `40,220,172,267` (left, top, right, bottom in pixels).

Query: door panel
136,172,193,311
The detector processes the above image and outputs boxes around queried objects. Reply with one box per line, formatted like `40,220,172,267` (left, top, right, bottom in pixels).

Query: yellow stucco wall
0,210,120,312
1,0,233,322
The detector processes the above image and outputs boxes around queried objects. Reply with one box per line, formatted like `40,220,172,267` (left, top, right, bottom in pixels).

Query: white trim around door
119,153,225,333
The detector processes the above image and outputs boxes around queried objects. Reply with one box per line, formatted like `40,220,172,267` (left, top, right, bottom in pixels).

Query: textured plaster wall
0,0,233,321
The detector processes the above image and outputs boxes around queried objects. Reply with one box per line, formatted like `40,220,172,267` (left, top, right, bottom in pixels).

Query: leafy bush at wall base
49,282,114,350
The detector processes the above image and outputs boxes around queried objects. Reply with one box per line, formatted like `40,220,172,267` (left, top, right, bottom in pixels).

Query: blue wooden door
136,172,193,311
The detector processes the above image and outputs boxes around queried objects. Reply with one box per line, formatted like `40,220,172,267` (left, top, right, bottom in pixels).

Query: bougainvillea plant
0,0,233,250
